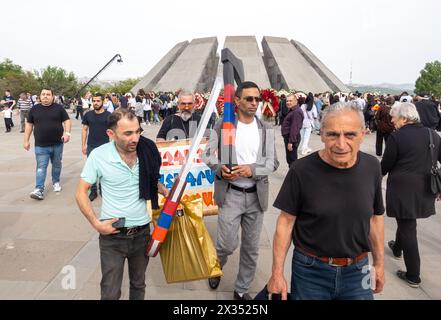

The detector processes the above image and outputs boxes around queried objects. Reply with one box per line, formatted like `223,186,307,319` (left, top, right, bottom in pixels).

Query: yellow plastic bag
152,195,223,283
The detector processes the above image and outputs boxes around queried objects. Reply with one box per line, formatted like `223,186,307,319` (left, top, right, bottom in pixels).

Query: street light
74,53,123,98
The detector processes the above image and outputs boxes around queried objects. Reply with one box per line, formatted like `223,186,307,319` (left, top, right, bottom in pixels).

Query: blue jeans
35,143,64,190
291,249,373,300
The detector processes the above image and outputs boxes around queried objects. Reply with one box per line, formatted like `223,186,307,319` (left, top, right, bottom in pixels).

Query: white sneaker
30,188,44,200
53,183,62,192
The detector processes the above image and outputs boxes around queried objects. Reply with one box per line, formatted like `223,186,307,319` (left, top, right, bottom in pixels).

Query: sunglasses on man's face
243,96,262,103
178,102,193,107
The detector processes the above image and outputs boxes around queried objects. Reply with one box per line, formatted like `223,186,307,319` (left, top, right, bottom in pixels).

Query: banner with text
157,139,218,216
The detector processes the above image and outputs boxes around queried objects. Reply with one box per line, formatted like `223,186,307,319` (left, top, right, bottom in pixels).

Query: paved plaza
0,112,440,300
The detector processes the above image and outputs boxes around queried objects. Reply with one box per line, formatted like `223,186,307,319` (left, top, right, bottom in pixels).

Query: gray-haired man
156,91,201,142
268,102,385,300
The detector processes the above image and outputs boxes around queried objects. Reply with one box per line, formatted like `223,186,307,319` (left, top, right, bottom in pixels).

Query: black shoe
396,270,420,288
208,276,221,290
89,191,98,202
388,240,402,260
233,291,252,300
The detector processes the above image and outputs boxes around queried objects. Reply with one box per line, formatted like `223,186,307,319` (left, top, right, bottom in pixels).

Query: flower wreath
261,89,279,117
216,91,225,115
194,93,205,110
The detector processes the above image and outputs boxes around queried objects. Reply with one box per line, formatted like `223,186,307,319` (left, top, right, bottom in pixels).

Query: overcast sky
1,0,440,85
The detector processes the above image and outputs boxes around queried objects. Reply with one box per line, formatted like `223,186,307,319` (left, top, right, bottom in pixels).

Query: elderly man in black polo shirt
268,101,385,300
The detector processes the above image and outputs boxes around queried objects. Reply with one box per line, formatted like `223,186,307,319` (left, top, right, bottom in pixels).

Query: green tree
0,71,40,98
108,78,140,95
415,61,441,97
0,58,23,78
87,84,106,95
36,66,79,97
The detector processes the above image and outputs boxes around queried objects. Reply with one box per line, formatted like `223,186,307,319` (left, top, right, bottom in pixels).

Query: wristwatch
64,132,71,136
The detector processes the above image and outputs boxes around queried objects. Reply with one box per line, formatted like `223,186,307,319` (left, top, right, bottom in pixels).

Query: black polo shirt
27,103,70,147
273,151,384,258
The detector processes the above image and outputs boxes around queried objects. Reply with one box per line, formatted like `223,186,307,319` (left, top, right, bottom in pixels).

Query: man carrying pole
202,49,279,300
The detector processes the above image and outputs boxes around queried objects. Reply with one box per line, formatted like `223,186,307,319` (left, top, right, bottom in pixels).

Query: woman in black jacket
381,102,441,288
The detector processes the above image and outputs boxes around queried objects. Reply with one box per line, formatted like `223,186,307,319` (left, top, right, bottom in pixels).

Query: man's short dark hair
41,88,54,95
93,92,104,100
235,81,260,98
107,107,137,130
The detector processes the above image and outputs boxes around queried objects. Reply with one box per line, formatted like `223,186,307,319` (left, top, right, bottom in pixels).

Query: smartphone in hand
101,217,126,229
112,218,126,229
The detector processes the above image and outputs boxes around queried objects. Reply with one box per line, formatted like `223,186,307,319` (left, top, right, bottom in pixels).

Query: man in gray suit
203,81,279,300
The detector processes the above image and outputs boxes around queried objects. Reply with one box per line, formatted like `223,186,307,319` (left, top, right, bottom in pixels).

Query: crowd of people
69,90,183,125
1,83,440,301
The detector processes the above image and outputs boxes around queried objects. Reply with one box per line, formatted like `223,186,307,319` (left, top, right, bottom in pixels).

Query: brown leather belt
317,253,368,267
297,248,368,267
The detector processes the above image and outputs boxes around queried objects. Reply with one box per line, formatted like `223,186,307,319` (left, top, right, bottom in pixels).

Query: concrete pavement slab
0,239,84,282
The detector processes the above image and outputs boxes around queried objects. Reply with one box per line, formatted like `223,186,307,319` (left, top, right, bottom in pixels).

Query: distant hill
348,83,414,95
77,77,123,87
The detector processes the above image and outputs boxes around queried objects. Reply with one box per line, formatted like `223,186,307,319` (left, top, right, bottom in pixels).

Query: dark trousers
99,226,150,300
392,218,421,283
76,107,84,120
4,118,13,131
275,113,280,126
283,135,298,168
376,131,390,156
87,146,99,194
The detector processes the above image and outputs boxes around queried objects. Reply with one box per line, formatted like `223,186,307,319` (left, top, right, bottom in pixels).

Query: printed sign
156,139,218,216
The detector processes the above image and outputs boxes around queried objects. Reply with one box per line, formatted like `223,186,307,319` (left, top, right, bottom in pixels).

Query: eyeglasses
243,96,262,103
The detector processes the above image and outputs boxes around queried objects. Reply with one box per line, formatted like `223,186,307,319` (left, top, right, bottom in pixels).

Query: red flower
216,94,224,115
261,89,279,117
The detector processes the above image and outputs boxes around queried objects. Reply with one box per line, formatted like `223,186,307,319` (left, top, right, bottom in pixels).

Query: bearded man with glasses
156,90,201,142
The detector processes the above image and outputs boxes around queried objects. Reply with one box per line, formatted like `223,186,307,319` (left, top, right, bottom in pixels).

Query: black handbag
428,128,441,195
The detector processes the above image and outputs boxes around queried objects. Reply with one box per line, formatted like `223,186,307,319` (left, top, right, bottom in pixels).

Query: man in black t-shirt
156,91,201,142
267,101,385,300
24,88,71,200
2,90,16,109
81,92,111,201
2,90,16,126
